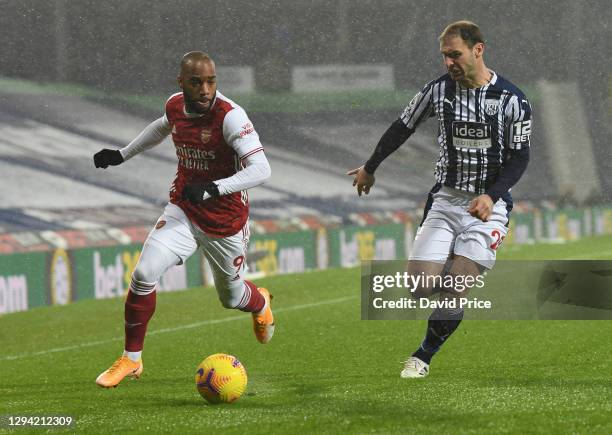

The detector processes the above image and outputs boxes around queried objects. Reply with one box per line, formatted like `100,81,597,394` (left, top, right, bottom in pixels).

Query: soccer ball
195,353,248,404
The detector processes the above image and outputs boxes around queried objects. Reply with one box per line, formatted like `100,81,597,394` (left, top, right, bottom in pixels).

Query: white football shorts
409,187,510,269
144,202,249,304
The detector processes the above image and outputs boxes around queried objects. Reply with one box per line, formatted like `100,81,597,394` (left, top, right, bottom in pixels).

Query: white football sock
123,350,142,362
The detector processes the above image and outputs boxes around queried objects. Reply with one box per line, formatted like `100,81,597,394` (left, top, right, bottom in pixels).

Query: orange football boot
252,288,275,344
96,356,143,388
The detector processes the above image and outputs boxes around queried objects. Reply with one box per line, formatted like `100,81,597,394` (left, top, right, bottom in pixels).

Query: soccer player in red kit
93,52,274,388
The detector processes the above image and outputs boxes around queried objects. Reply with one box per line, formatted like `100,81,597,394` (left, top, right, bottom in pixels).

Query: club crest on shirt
484,99,499,116
155,220,166,230
200,128,212,144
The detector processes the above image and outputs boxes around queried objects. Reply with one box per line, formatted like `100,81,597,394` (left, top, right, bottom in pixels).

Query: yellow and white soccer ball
195,353,248,404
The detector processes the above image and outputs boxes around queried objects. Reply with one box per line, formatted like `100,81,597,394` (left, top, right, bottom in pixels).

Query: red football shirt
164,92,263,237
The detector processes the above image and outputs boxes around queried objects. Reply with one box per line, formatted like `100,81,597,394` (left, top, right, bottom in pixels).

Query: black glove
182,182,220,204
94,149,124,168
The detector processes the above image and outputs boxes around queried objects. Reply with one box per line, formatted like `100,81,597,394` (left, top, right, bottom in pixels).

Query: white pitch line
1,295,358,362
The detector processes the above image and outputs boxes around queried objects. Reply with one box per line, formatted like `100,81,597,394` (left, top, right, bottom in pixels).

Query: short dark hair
439,21,485,48
180,51,213,69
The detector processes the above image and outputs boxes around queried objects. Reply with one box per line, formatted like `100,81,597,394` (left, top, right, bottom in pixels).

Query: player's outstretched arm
348,119,413,196
93,116,171,169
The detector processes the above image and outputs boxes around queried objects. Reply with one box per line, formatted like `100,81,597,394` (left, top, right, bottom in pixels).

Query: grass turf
2,236,612,434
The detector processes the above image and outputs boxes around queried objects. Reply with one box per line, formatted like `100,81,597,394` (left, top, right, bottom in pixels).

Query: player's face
440,36,482,83
178,60,217,114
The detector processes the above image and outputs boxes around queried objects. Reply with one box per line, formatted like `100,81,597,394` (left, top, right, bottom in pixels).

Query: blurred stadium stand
0,87,435,232
0,0,609,233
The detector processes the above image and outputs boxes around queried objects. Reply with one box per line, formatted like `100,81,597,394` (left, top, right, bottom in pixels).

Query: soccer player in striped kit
93,52,275,388
349,21,531,378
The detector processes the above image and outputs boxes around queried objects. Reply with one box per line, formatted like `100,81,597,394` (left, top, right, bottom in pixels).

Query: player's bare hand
93,149,124,168
468,194,494,222
347,166,375,197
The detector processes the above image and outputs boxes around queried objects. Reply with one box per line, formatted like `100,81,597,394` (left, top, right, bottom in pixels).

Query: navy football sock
412,306,464,364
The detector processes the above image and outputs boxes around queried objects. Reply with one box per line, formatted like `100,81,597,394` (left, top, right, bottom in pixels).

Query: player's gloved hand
182,182,220,204
94,149,124,168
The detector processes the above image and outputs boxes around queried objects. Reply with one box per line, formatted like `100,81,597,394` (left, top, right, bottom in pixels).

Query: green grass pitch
2,236,612,434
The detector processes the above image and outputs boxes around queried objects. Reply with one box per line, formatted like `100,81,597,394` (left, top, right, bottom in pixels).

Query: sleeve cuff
484,191,501,203
363,161,377,175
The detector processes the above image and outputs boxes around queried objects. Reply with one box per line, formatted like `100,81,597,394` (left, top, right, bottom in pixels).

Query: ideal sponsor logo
452,121,492,149
0,274,28,314
453,121,490,138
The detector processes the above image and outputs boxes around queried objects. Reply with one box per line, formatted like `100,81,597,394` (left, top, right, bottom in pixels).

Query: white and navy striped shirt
401,71,532,196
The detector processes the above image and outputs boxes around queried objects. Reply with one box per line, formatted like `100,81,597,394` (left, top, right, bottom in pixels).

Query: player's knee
132,262,159,287
129,266,157,296
131,242,181,287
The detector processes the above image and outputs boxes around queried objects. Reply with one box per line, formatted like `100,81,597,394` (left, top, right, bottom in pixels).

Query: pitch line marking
0,295,358,361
